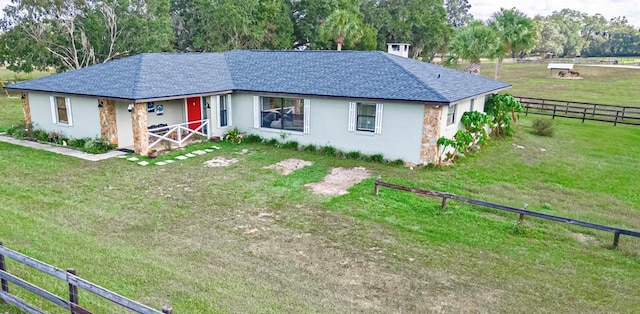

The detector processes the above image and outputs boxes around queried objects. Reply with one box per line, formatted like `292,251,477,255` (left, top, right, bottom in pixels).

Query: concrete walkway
0,134,127,161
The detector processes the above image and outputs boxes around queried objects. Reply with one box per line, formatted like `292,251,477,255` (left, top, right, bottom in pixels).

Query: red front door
186,97,202,130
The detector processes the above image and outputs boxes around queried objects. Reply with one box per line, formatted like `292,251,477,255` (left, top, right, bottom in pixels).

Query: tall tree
607,16,640,56
361,0,451,60
532,15,566,57
320,9,362,51
549,9,587,57
445,0,473,27
0,0,174,72
490,8,538,79
172,0,294,52
446,20,501,75
291,0,359,49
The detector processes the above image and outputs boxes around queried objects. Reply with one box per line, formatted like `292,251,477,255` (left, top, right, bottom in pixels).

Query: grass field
1,64,640,313
474,62,640,105
0,68,52,82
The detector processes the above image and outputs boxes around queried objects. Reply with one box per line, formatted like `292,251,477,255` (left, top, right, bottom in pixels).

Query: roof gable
384,53,510,102
7,53,234,101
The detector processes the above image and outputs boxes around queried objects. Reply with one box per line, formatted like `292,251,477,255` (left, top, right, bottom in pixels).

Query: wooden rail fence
0,242,173,314
374,180,640,249
513,96,640,126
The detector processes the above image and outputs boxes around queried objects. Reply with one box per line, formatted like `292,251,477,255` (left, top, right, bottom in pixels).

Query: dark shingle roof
6,53,233,101
6,50,510,103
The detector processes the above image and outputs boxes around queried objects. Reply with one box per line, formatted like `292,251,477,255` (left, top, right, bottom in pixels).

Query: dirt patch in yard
305,167,371,195
572,232,599,244
263,158,312,175
204,156,238,168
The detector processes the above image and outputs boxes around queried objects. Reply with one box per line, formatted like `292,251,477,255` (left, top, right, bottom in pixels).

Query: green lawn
0,68,52,82
485,62,640,105
1,65,640,313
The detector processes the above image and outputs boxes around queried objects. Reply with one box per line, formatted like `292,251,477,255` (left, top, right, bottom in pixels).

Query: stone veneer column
21,92,32,130
98,99,118,145
131,102,149,155
420,105,443,164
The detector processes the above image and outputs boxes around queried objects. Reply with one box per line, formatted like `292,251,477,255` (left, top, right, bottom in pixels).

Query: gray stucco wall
114,99,185,148
147,99,185,126
206,95,234,138
232,93,425,163
29,92,100,139
438,95,488,159
440,95,486,138
115,101,134,148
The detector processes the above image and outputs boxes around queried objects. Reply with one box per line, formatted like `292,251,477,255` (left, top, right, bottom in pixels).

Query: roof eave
232,89,448,106
446,85,512,103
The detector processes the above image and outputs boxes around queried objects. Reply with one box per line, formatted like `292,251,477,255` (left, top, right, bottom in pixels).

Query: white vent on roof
386,43,410,58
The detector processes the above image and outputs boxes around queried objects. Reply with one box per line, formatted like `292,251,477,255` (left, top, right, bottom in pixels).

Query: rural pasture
1,63,640,313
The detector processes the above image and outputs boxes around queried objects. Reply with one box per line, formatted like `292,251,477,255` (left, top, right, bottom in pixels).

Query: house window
356,103,376,132
219,95,228,127
50,96,73,126
56,97,69,124
392,45,400,51
470,99,475,112
348,102,383,134
447,104,456,126
260,97,304,132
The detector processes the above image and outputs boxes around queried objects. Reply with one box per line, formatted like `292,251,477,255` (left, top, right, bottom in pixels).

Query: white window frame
446,104,457,126
348,102,383,135
253,96,309,133
217,94,232,128
49,96,73,126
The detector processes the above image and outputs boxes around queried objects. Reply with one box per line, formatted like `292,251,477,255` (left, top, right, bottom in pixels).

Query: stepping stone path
124,146,229,167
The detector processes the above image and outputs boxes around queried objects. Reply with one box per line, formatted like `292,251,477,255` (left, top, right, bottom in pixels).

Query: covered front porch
147,119,210,151
125,96,213,155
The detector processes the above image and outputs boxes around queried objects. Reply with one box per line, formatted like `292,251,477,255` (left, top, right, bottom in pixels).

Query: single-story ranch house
5,50,510,164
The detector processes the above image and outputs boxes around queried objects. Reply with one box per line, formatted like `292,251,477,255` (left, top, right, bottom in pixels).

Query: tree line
0,0,638,74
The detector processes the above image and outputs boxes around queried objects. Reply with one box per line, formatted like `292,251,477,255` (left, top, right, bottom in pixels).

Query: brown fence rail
513,96,640,126
0,241,173,314
374,180,640,249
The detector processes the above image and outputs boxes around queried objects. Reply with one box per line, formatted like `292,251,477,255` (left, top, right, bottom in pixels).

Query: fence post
552,105,556,119
525,105,529,116
162,306,174,314
0,241,8,297
614,111,619,126
582,108,587,123
374,180,379,196
565,102,569,113
613,232,621,249
67,268,79,309
441,197,447,209
518,204,528,224
592,104,597,117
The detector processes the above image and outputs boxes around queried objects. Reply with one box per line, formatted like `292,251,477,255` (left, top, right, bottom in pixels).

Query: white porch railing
147,119,210,150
